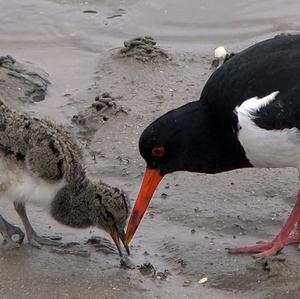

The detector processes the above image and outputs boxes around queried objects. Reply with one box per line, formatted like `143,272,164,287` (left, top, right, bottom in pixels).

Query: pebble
138,262,156,276
161,193,168,199
199,277,208,284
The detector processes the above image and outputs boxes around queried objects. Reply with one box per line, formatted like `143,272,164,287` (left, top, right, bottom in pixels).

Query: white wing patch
237,91,279,118
236,91,300,170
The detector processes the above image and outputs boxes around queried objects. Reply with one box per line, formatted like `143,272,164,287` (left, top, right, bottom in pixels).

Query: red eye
152,146,165,157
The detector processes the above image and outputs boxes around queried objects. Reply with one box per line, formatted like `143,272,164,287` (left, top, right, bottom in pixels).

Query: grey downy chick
0,97,130,255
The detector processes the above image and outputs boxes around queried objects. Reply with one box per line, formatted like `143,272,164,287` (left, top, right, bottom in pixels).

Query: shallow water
1,0,300,298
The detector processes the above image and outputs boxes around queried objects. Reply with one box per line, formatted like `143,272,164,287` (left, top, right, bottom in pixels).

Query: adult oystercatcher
0,97,129,256
124,34,300,257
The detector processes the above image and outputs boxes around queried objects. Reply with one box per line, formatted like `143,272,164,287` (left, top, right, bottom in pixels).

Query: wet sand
1,0,300,298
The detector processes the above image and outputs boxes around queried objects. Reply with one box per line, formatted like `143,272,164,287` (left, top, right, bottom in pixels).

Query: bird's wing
26,137,64,181
235,89,300,169
247,86,300,131
201,34,300,115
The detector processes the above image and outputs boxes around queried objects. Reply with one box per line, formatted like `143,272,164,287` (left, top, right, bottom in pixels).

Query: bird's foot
27,233,62,249
5,223,25,245
227,191,300,257
226,239,285,258
2,236,22,248
0,220,25,248
228,228,300,256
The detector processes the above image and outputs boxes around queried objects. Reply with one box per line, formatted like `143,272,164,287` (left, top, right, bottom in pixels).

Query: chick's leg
14,201,61,248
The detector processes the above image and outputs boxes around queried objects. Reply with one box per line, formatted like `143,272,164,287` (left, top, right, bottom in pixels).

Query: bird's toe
41,235,62,241
28,237,42,249
28,234,62,247
226,241,274,254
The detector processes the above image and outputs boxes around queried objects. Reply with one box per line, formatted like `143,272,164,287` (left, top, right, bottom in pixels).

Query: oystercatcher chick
0,97,129,256
125,34,300,257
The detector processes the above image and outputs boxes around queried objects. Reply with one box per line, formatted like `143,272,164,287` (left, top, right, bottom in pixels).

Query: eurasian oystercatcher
125,34,300,257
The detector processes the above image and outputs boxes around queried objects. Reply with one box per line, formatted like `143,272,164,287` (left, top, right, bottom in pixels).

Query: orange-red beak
124,168,163,246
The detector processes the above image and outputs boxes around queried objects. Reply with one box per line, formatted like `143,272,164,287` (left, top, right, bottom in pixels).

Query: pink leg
286,220,300,246
256,215,300,245
227,190,300,257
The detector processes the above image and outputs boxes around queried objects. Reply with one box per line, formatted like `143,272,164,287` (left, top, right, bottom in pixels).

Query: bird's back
0,97,85,185
201,34,300,116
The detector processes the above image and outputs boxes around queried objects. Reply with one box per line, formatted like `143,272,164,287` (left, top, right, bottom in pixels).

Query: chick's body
0,98,129,253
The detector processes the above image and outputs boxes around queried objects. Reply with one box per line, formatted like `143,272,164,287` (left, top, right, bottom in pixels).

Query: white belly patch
236,92,300,169
0,153,65,208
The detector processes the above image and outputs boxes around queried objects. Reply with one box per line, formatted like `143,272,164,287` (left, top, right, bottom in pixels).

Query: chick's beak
109,226,130,256
124,168,163,246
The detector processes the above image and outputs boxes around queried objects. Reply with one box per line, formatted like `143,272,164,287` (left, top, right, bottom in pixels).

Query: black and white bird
124,34,300,258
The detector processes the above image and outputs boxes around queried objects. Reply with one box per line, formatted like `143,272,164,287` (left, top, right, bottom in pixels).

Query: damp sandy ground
1,0,300,298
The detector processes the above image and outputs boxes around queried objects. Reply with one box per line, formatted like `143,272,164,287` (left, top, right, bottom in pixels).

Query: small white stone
198,277,208,284
214,46,227,59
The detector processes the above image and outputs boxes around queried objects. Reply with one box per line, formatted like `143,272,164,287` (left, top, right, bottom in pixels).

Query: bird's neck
50,178,97,228
200,108,252,174
176,101,252,174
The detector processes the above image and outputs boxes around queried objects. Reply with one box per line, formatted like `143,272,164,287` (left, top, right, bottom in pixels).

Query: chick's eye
152,146,165,157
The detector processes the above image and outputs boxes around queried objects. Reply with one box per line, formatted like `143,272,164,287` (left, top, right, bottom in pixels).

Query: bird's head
124,100,217,245
94,182,130,256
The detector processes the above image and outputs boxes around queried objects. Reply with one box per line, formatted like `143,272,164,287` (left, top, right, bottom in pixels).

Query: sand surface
1,0,300,298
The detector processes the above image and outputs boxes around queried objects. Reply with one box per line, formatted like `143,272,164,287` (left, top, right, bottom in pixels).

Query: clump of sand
117,36,170,63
